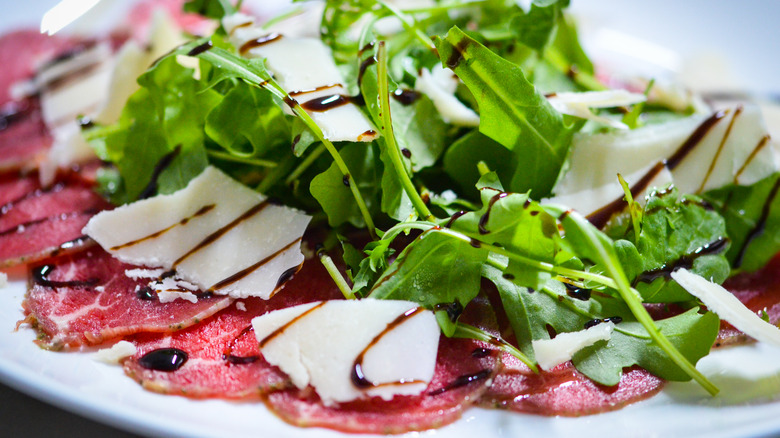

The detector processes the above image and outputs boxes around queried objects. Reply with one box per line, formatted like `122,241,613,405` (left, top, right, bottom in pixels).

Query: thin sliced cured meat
479,353,664,416
0,170,39,205
262,293,501,434
22,247,233,349
0,98,51,172
122,255,344,399
0,30,73,105
0,172,111,267
264,336,498,434
717,253,780,346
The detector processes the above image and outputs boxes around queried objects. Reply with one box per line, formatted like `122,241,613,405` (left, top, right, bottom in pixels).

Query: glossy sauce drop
138,348,188,372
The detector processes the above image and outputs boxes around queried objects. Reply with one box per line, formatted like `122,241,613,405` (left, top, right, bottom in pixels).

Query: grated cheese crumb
236,301,247,311
0,272,7,288
94,340,137,364
158,290,198,304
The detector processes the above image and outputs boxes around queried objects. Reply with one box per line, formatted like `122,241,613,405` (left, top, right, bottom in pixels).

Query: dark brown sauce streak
207,237,302,292
392,89,421,106
110,204,216,251
586,161,666,229
697,106,741,193
444,210,467,228
239,33,283,55
0,99,33,131
735,135,771,183
32,264,99,289
259,302,326,348
173,201,270,268
636,236,730,284
42,63,104,94
186,40,213,57
478,192,508,234
428,369,492,396
289,84,343,97
358,56,377,87
666,110,727,171
445,39,470,70
138,145,182,200
351,307,427,389
734,177,780,268
228,21,252,36
138,348,188,372
223,325,260,365
48,234,91,258
301,94,353,112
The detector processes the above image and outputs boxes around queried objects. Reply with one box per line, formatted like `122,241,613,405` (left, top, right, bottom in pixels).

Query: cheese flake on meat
85,166,311,299
252,299,440,405
532,322,615,371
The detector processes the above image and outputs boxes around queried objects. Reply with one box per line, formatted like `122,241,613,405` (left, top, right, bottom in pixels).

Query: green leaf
205,84,291,157
703,173,780,272
629,188,730,302
100,56,219,203
509,0,564,52
573,308,719,385
310,142,381,228
433,26,575,197
183,0,236,20
369,230,487,336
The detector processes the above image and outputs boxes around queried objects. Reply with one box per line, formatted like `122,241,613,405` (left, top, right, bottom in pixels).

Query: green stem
454,323,539,373
375,0,436,50
376,42,434,221
285,143,326,185
317,248,355,300
401,0,487,15
544,48,606,92
206,150,277,167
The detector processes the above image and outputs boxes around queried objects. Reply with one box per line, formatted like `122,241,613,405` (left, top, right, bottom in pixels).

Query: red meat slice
0,30,73,106
22,247,233,349
0,172,111,267
122,256,344,399
718,253,780,346
0,98,51,172
264,336,498,434
479,353,664,416
0,170,39,205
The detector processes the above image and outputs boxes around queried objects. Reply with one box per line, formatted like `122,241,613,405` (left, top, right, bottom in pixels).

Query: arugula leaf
205,84,291,157
509,0,567,52
703,173,780,272
98,57,219,203
183,0,235,20
573,308,719,385
618,188,731,302
310,142,382,228
369,230,487,336
442,130,516,199
433,26,576,197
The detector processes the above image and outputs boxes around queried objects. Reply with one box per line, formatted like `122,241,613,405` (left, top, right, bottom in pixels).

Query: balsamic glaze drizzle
428,369,492,396
223,325,260,365
138,145,182,200
32,264,99,289
138,348,189,372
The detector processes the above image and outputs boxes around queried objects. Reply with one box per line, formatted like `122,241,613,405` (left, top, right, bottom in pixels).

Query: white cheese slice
94,340,137,364
547,90,646,129
532,322,615,371
252,299,440,405
555,105,780,197
545,163,673,217
221,13,377,143
84,166,311,299
415,65,479,127
671,269,780,346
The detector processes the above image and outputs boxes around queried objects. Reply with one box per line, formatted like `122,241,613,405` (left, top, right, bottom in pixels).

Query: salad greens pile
84,0,780,395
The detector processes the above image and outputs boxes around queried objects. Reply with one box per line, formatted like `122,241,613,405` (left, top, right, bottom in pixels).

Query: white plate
3,1,780,437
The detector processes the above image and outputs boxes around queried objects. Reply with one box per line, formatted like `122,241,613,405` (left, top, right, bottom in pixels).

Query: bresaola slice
22,247,233,349
479,353,664,416
0,170,111,267
0,98,51,172
122,255,344,399
264,336,498,434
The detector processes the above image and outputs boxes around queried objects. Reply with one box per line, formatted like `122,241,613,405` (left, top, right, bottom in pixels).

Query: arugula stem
206,149,277,167
186,42,378,239
317,248,355,300
543,48,606,92
375,0,436,51
376,42,434,221
401,0,487,15
454,323,539,373
285,143,326,185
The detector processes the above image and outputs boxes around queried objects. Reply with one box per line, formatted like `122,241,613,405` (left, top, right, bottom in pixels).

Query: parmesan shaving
532,322,615,371
94,340,137,364
671,269,780,346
